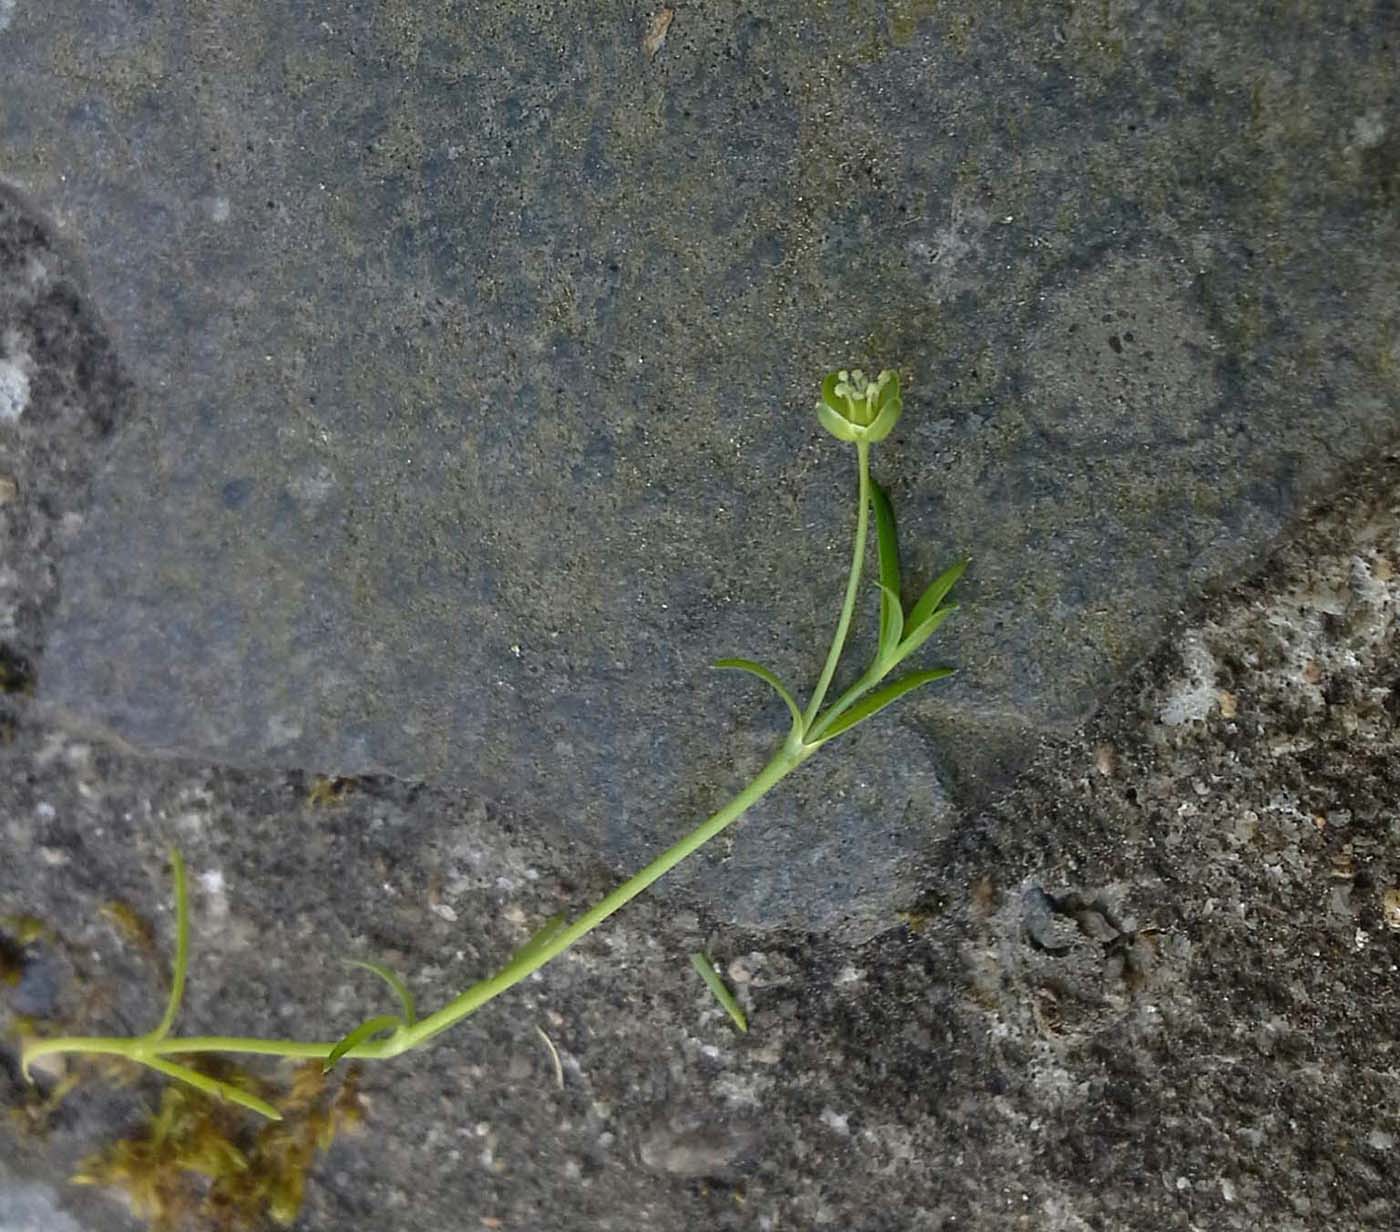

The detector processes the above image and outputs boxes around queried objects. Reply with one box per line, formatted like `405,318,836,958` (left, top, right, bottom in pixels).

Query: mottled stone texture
1,2,1396,932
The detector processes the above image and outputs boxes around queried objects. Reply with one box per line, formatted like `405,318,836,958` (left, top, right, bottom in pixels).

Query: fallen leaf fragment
644,6,675,59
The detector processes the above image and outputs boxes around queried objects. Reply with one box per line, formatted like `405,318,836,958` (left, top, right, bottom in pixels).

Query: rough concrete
1,3,1396,932
3,173,1400,1232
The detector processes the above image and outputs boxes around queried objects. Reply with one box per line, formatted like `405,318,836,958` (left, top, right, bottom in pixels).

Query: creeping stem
21,744,810,1074
803,439,870,726
148,847,189,1042
23,1033,348,1064
387,740,807,1054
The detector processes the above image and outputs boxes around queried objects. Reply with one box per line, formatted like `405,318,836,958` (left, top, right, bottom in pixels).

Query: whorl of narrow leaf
145,1057,283,1121
907,557,969,632
895,603,959,666
497,913,569,979
814,668,956,742
713,658,804,734
324,1015,402,1074
346,959,416,1026
876,581,905,666
150,847,190,1042
870,480,901,597
690,952,748,1032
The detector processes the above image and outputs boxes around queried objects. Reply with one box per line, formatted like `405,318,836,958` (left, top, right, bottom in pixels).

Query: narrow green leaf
869,480,901,597
346,959,416,1026
323,1014,402,1073
876,581,904,665
690,952,748,1033
519,911,569,958
145,1057,283,1121
150,847,190,1042
815,668,956,742
893,603,959,666
907,558,969,632
496,912,569,980
712,658,804,733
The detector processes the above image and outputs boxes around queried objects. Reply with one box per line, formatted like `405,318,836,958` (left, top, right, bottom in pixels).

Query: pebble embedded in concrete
0,357,28,423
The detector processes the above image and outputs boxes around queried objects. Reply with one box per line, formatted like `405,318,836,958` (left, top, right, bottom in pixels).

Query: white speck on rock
638,1120,753,1176
289,464,334,508
1351,110,1387,150
0,1,15,34
199,868,229,919
0,358,29,423
1159,632,1219,725
173,808,206,835
263,713,302,748
819,1107,851,1136
209,196,231,223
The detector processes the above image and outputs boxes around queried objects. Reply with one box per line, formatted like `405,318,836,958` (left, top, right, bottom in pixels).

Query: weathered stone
0,1175,89,1232
1,3,1396,934
4,160,1400,1227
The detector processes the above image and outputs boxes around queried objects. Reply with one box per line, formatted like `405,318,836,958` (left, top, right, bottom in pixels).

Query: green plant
690,951,748,1033
20,368,967,1117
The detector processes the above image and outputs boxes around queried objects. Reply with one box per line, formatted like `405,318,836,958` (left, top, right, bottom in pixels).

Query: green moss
73,1060,367,1232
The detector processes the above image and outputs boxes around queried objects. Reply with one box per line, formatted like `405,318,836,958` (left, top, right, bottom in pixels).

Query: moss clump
72,1059,366,1231
304,775,357,807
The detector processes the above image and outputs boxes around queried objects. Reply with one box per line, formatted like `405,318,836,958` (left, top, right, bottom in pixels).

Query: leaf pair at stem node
714,465,965,750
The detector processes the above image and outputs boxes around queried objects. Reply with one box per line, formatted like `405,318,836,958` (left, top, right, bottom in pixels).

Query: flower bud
816,369,902,443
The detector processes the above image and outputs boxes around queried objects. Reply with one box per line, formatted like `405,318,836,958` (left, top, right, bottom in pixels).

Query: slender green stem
22,741,810,1074
149,847,189,1042
807,664,881,745
384,740,806,1054
24,1034,344,1063
803,440,870,728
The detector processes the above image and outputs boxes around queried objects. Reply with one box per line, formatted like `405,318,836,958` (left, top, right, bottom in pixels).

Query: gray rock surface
0,1174,88,1232
3,161,1400,1232
2,224,1398,1224
2,2,1398,937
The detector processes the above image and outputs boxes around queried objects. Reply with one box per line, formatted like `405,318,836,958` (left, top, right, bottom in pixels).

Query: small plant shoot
20,369,966,1120
691,952,748,1033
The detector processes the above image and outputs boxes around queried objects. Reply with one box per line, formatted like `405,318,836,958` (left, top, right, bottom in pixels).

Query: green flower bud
816,369,902,443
